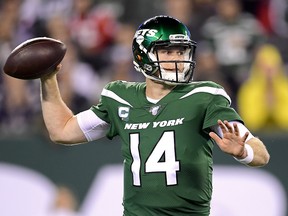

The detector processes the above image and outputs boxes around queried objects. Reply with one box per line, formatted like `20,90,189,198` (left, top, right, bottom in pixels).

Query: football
3,37,67,80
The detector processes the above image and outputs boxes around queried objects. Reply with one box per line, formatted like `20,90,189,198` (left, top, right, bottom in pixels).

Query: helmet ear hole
136,55,142,61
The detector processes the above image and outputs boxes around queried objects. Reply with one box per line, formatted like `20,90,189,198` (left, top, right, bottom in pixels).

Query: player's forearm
246,137,270,167
40,75,74,142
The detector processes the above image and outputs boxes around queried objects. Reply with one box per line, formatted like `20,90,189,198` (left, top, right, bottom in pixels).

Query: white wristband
234,144,254,164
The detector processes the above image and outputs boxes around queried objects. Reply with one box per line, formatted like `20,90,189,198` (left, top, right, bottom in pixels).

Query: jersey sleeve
89,82,119,139
202,89,243,130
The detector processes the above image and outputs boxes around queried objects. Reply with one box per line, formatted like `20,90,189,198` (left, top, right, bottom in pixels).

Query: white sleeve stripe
180,86,231,104
76,110,109,141
101,88,133,107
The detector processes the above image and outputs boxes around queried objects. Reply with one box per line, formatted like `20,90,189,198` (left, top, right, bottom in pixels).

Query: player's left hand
209,120,249,159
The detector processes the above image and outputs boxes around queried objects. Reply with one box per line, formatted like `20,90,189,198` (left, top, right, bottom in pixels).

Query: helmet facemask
147,40,196,84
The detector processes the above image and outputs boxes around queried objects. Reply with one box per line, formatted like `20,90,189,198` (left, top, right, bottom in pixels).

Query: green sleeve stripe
180,86,231,104
101,89,133,107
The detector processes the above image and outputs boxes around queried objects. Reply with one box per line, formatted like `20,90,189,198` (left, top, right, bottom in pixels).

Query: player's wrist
236,147,248,159
234,144,254,164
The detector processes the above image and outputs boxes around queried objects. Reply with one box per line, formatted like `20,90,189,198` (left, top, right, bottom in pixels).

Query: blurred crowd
1,0,288,136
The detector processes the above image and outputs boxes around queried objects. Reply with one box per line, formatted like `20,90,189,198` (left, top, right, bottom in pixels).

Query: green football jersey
91,80,242,216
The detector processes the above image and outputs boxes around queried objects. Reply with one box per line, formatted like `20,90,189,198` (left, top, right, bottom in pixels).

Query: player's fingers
224,120,234,133
209,131,221,144
55,64,62,71
40,64,61,81
242,132,249,142
217,120,228,133
233,122,239,136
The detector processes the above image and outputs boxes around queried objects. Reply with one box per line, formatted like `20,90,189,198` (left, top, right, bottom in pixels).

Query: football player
40,15,270,216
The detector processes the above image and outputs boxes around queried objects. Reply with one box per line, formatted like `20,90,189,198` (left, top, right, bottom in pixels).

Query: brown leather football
3,37,66,80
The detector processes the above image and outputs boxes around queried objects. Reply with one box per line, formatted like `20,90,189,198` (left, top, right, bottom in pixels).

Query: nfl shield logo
149,105,161,116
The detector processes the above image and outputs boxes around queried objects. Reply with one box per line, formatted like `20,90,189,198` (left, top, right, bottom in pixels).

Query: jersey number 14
130,131,180,186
